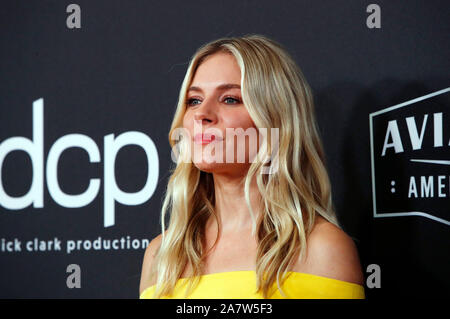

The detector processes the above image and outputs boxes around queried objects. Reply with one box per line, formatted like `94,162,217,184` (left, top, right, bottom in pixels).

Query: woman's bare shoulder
139,234,163,295
292,215,364,285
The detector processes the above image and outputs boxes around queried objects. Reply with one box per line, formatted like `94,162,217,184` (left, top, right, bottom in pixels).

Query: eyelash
186,96,242,106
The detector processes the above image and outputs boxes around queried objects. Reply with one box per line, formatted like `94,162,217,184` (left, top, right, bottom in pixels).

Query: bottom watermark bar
139,299,367,318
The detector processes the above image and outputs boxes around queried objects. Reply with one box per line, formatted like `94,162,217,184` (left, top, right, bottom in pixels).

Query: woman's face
182,52,259,176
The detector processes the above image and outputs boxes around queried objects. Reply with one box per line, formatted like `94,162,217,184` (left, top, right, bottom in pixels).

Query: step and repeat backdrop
1,1,448,298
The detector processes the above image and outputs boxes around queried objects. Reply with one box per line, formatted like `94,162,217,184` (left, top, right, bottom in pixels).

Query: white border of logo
369,87,450,226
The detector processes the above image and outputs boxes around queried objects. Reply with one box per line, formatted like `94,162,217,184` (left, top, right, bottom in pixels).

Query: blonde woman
139,34,365,299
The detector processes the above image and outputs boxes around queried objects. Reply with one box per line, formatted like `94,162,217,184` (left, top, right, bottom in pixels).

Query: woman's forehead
191,53,241,85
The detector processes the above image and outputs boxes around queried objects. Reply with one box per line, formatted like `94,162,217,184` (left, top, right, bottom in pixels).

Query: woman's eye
224,97,241,104
186,97,241,106
186,98,201,106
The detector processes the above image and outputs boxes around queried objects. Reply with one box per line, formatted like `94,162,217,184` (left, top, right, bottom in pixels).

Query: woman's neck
208,170,263,234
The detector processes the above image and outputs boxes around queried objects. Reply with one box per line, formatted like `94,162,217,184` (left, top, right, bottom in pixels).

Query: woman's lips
194,133,222,145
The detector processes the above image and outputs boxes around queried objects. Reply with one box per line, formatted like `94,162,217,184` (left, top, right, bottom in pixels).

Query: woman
139,34,365,299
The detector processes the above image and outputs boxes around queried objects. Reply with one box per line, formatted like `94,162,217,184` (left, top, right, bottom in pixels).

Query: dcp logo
0,98,159,227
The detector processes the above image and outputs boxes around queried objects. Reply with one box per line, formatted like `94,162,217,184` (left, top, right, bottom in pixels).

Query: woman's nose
193,99,216,124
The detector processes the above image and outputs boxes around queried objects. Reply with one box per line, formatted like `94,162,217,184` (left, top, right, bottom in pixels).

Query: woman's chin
193,161,252,176
193,161,224,173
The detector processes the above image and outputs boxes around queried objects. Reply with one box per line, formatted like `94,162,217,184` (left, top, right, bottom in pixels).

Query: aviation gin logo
369,87,450,226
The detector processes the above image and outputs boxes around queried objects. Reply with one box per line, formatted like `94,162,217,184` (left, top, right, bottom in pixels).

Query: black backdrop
0,0,448,299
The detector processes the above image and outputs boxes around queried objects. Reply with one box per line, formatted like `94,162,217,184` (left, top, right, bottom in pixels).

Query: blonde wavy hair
150,34,340,298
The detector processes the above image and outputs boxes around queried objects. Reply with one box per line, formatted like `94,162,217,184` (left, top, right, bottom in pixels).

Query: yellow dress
140,270,365,299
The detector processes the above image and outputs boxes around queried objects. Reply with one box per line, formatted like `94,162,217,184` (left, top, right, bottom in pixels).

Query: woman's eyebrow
187,83,241,92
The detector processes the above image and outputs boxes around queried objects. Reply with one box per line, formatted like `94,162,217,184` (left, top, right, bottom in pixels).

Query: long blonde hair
150,34,340,298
